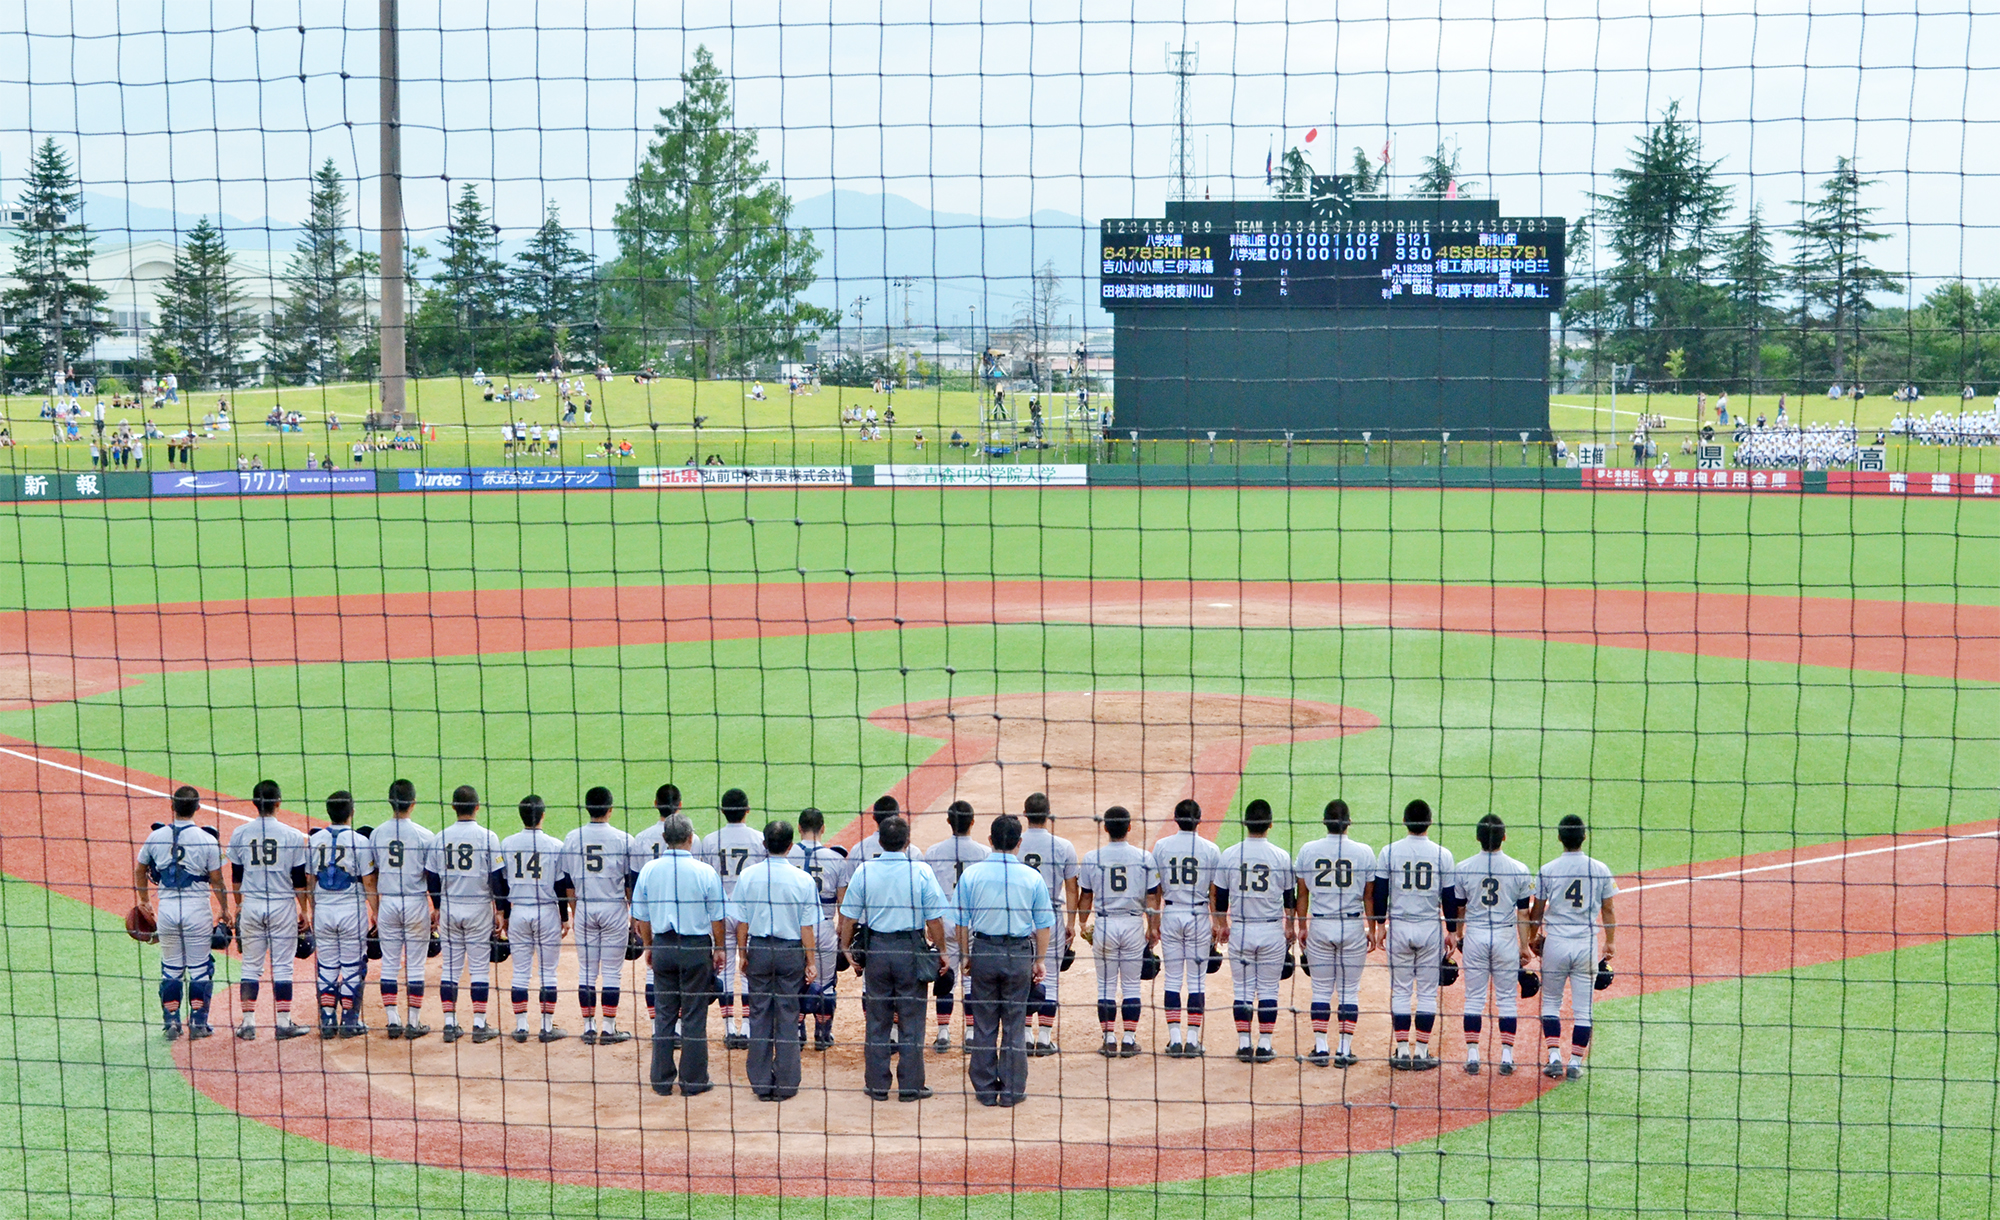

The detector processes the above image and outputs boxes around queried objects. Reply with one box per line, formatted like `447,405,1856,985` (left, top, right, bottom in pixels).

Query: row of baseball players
135,777,1616,1078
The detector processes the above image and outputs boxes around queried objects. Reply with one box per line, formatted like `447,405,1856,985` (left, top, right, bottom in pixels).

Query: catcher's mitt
124,906,158,944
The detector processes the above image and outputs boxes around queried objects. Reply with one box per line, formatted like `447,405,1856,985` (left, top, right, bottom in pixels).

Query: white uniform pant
572,903,628,994
510,905,563,990
1540,935,1597,1025
440,904,494,985
719,916,747,1008
376,895,430,985
1464,929,1522,1018
237,900,298,984
157,900,214,978
1229,921,1287,1005
1387,917,1443,1015
313,902,368,1005
1158,908,1210,997
1305,917,1368,1007
938,918,968,996
1093,916,1147,1002
1037,911,1067,1010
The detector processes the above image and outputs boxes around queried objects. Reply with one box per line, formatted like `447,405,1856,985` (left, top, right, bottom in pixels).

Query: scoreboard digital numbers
1099,217,1566,309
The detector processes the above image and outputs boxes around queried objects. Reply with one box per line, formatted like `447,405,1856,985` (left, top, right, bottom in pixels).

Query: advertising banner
395,467,617,491
636,466,853,488
874,464,1089,487
1826,470,1995,496
152,469,377,495
1587,467,1804,492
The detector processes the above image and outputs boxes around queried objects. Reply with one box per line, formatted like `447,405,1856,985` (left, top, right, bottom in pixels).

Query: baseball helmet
935,964,957,996
124,905,157,944
365,929,383,960
1206,939,1224,975
1140,946,1161,981
1280,951,1296,981
296,933,315,960
624,927,646,961
490,934,511,964
1594,958,1614,991
210,919,234,951
1438,956,1460,987
1061,943,1076,972
1518,969,1541,999
427,931,442,959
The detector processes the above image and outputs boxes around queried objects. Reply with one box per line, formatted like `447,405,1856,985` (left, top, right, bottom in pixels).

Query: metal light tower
1167,43,1199,201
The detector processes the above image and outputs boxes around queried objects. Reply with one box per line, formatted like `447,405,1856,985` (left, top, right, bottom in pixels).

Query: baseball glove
1438,956,1460,987
365,929,382,960
1206,939,1224,975
1079,922,1094,945
835,950,852,975
1280,950,1296,981
210,919,234,951
1140,946,1161,981
624,927,645,961
427,931,442,959
1594,958,1614,991
1060,943,1077,972
296,933,315,960
1518,968,1541,999
935,964,957,996
490,934,511,964
124,905,158,944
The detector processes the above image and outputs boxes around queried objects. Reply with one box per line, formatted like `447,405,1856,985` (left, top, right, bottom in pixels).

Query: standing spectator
838,814,949,1103
955,814,1053,1107
632,812,725,1097
726,820,819,1102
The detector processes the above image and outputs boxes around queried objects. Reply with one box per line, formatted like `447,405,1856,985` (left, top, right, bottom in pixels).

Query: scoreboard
1099,217,1566,310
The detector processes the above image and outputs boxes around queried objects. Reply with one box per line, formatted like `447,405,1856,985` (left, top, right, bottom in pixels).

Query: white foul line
0,744,252,823
1623,830,2000,896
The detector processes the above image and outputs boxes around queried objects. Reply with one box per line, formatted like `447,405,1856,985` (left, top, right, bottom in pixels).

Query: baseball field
0,483,1995,1218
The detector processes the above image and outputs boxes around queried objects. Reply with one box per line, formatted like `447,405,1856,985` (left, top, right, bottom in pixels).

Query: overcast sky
2,0,1993,314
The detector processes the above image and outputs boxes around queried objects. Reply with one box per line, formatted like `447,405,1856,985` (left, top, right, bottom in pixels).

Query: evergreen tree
1349,147,1382,194
408,183,509,374
606,45,839,376
1411,144,1475,196
264,159,368,384
148,216,254,387
1789,158,1900,390
1718,204,1780,391
2,138,110,381
1591,102,1733,384
508,203,596,369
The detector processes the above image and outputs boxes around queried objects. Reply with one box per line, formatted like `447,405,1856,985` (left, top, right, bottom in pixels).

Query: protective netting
0,5,1995,1218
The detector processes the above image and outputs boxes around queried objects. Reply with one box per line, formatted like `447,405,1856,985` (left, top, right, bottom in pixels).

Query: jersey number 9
386,841,405,869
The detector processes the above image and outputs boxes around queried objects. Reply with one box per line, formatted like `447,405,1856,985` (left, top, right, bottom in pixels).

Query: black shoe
865,1089,890,1101
385,1022,404,1040
235,1024,257,1041
899,1087,933,1102
275,1023,311,1041
320,1022,339,1041
442,1025,463,1043
600,1029,632,1045
1099,1042,1120,1058
1165,1042,1185,1059
1184,1042,1204,1058
1499,1060,1516,1076
1120,1041,1141,1059
1389,1053,1409,1070
1307,1048,1330,1068
400,1022,431,1041
338,1022,369,1039
581,1030,598,1045
163,1020,183,1041
977,1095,1001,1107
1544,1061,1565,1079
512,1028,530,1044
1236,1045,1253,1063
539,1028,570,1044
471,1026,500,1043
1253,1046,1275,1064
1465,1059,1481,1075
1410,1052,1438,1072
188,1023,214,1040
652,1084,675,1097
679,1083,713,1097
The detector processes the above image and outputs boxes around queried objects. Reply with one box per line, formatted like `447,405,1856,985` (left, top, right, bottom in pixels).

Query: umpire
726,820,819,1102
631,812,725,1098
954,814,1054,1107
837,814,948,1102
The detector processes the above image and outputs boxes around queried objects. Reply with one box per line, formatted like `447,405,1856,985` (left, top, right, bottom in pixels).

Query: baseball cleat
1307,1048,1330,1067
1236,1046,1254,1063
1120,1041,1141,1058
1184,1042,1204,1058
275,1024,311,1041
188,1023,214,1040
385,1023,404,1040
539,1027,570,1044
441,1025,462,1043
1544,1060,1565,1079
580,1030,598,1045
338,1022,369,1039
1253,1046,1276,1064
1334,1051,1357,1068
1465,1060,1481,1075
599,1030,633,1045
235,1024,257,1041
162,1020,183,1041
1410,1052,1438,1071
1565,1063,1583,1080
1165,1042,1185,1059
512,1028,530,1044
1390,1053,1409,1071
470,1026,500,1043
1498,1061,1516,1076
933,1033,951,1053
400,1023,431,1041
319,1022,338,1040
1099,1042,1119,1058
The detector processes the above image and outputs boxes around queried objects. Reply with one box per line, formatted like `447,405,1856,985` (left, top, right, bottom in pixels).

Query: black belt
972,932,1035,947
653,932,713,945
748,934,802,946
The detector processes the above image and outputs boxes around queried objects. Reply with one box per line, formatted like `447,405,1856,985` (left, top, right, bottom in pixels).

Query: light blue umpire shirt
632,848,726,936
954,852,1056,938
838,850,947,932
727,854,819,940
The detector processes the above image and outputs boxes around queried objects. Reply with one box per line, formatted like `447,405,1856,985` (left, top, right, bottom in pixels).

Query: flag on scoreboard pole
1266,144,1273,184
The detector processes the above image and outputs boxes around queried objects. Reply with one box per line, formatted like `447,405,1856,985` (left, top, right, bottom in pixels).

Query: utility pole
892,276,916,386
378,0,408,423
1167,43,1199,202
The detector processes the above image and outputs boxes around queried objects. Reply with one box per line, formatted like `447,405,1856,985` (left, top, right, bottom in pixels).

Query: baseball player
1293,798,1377,1067
225,779,311,1040
1152,798,1222,1056
1016,793,1079,1055
502,795,569,1042
423,785,509,1043
628,782,681,1025
922,799,988,1051
1452,813,1535,1074
306,791,377,1036
133,786,228,1039
1372,799,1461,1070
1530,814,1618,1080
836,795,903,897
367,778,438,1038
791,806,848,1050
1213,799,1296,1063
559,786,637,1044
1076,805,1160,1057
698,788,767,1049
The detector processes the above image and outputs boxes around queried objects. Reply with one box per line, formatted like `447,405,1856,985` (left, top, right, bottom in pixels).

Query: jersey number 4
1563,878,1586,908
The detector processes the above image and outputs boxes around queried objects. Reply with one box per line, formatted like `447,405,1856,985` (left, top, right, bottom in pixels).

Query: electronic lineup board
1099,216,1566,310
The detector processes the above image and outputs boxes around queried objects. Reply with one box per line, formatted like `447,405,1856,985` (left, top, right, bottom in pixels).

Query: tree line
3,46,835,389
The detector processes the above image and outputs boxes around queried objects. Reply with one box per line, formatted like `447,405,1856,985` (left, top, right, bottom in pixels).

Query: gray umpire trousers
967,932,1036,1106
744,935,806,1099
650,933,716,1094
862,929,930,1096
